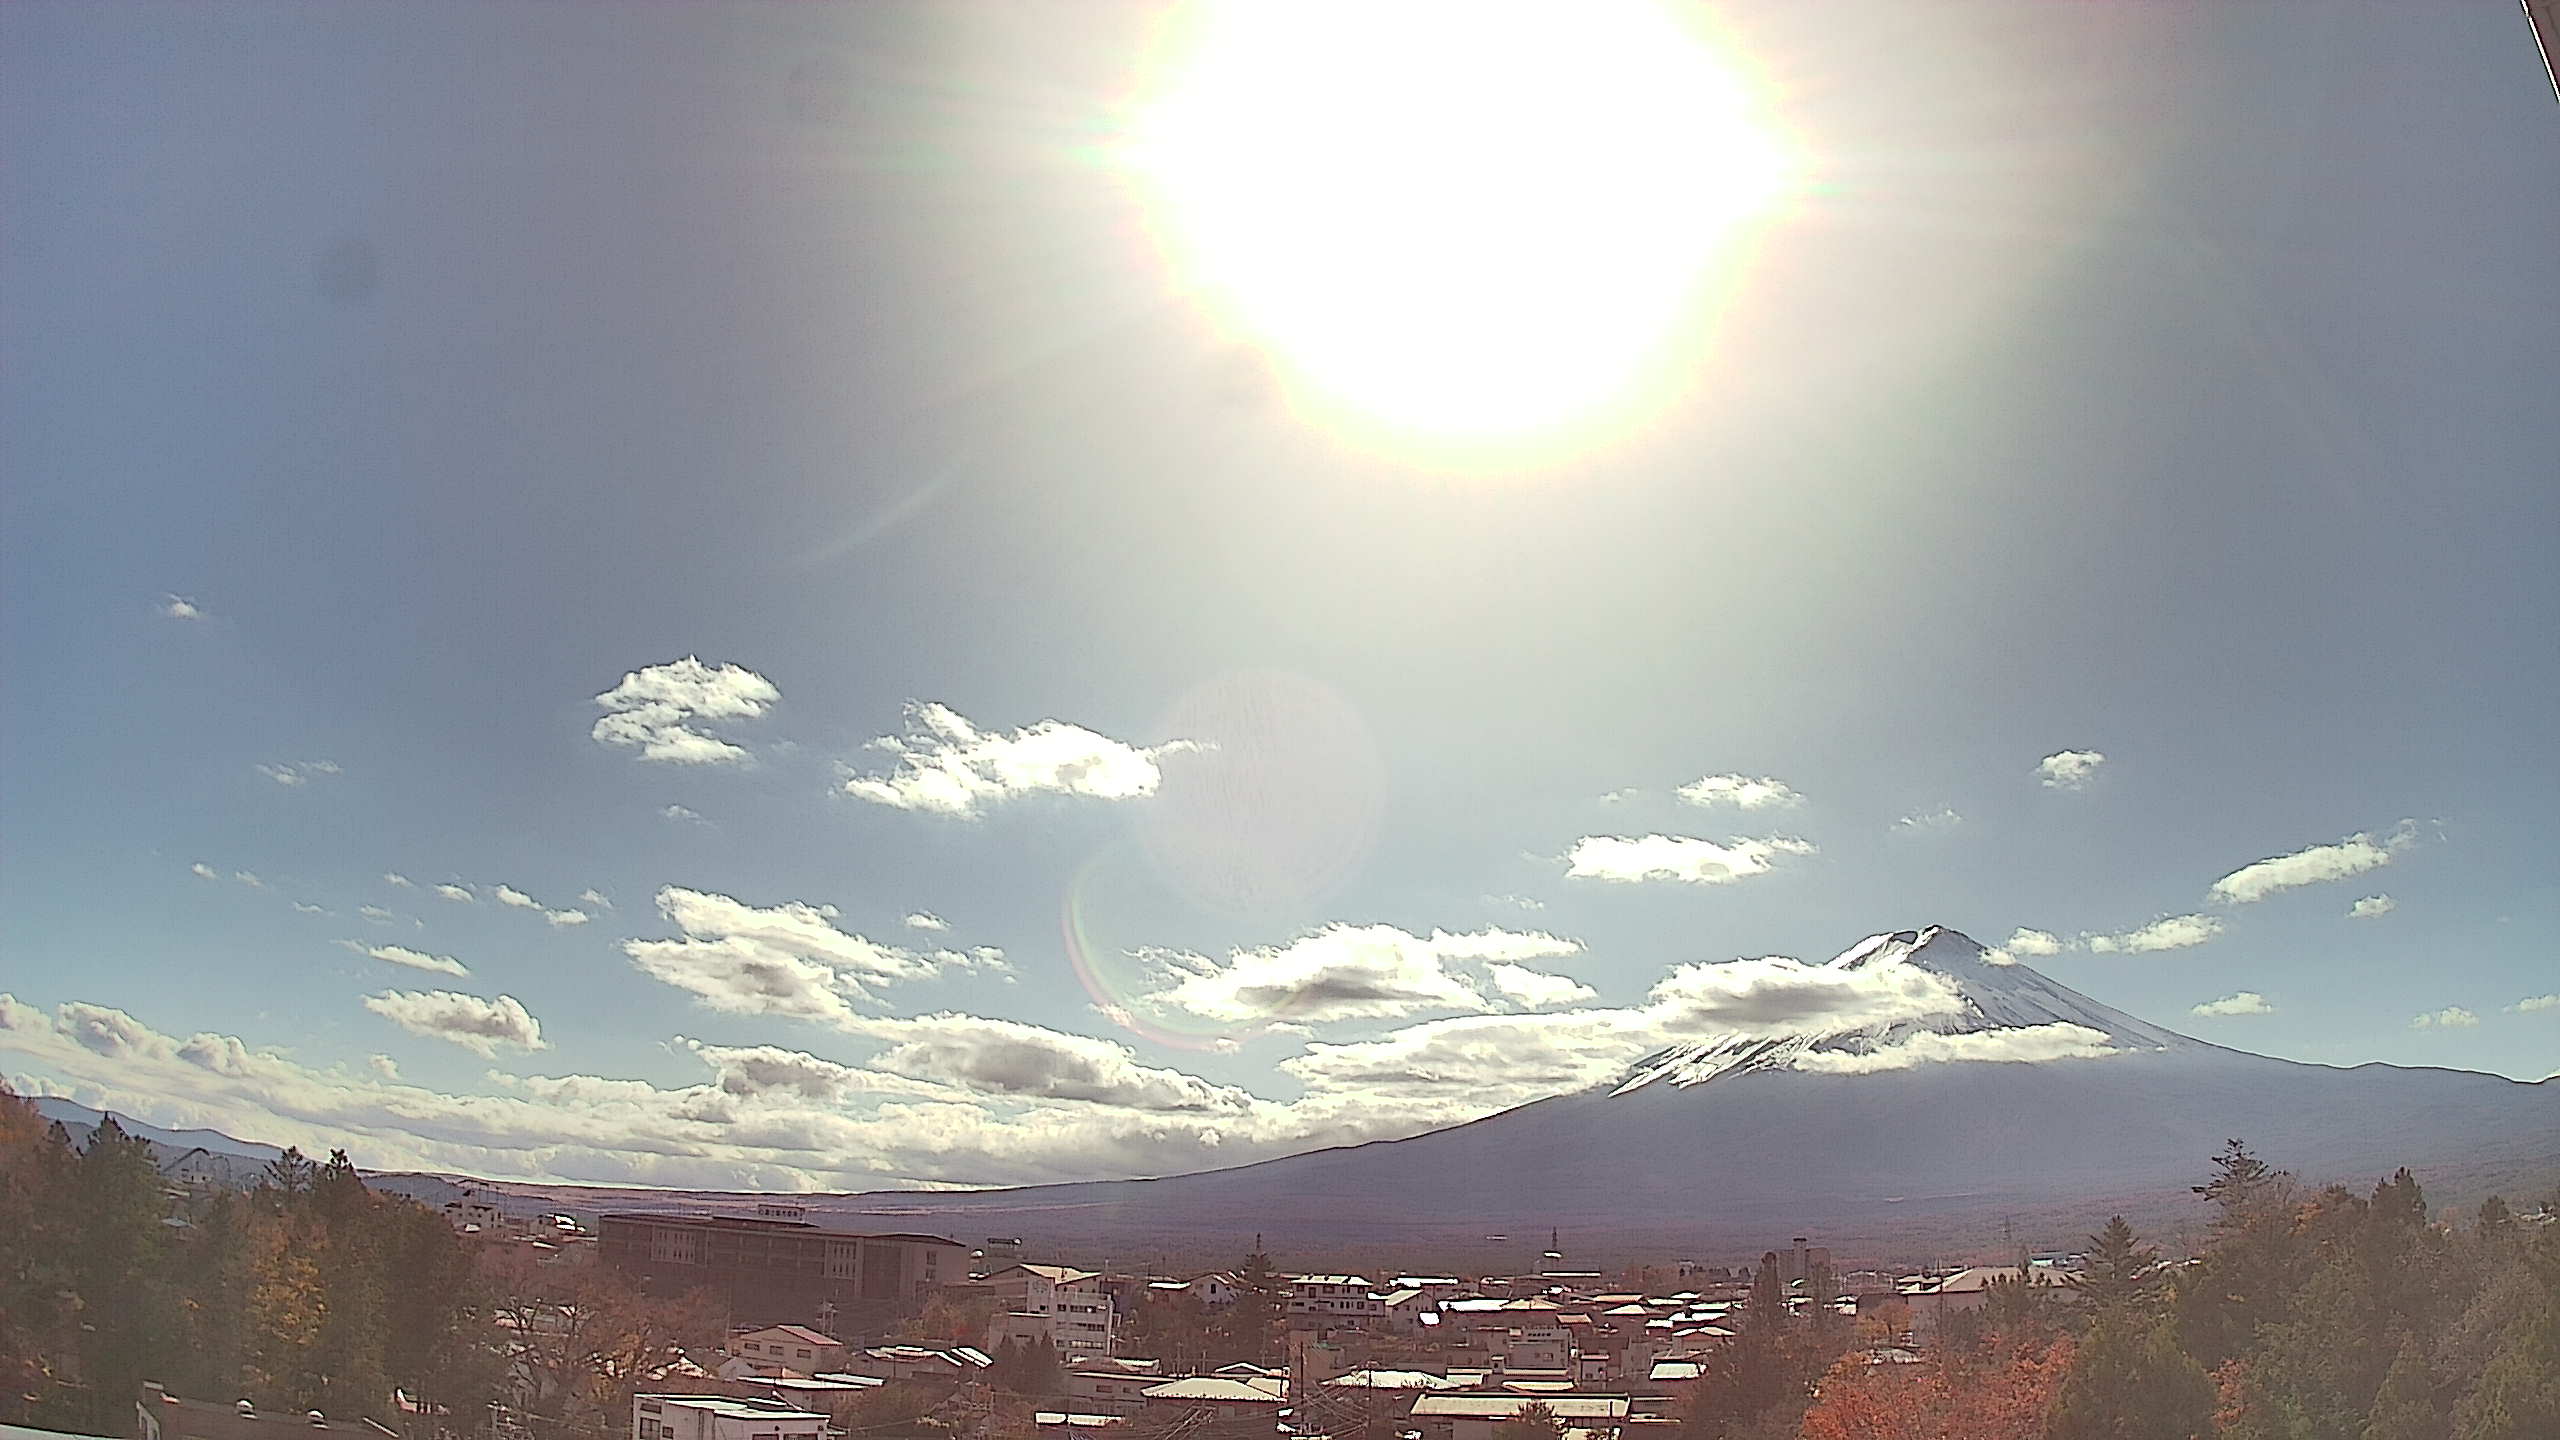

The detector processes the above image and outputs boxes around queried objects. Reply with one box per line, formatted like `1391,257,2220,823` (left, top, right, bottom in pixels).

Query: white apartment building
633,1396,826,1440
981,1263,1116,1359
1288,1275,1384,1324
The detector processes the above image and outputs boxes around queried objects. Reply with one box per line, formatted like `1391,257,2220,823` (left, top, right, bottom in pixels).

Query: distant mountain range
37,929,2560,1263
34,1095,284,1187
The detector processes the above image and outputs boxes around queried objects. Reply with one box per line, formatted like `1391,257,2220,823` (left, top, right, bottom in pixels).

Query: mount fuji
383,927,2558,1261
747,925,2557,1258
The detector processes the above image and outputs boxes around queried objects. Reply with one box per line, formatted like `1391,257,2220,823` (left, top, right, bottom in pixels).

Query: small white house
633,1396,826,1440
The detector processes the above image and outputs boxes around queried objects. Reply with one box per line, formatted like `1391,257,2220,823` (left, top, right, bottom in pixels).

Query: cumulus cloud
433,883,473,903
384,872,414,888
579,889,612,910
592,656,778,764
2410,1006,2479,1030
546,909,590,927
662,805,704,823
362,990,545,1056
2349,894,2397,920
358,905,400,924
1982,928,2063,966
1564,833,1815,885
2084,914,2223,954
1282,1010,1653,1111
2508,995,2559,1014
1894,807,1963,834
162,595,204,620
1484,893,1545,912
2036,750,2106,790
494,885,539,909
847,1014,1255,1113
232,871,264,889
904,912,949,932
1643,955,1961,1035
1485,963,1597,1008
623,886,954,1023
842,701,1198,818
341,942,470,978
190,862,219,880
1676,774,1803,810
2191,991,2274,1018
1794,1022,2117,1073
255,760,340,786
2210,827,2411,906
1148,923,1581,1023
291,902,329,917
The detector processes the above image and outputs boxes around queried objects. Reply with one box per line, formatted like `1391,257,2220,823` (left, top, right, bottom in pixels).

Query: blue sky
3,1,2554,1190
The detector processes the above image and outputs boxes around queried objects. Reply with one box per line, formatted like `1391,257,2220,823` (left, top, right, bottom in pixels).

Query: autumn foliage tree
1799,1336,2075,1440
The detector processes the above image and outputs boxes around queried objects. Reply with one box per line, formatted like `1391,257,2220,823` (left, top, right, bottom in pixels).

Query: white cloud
2191,991,2274,1018
2084,914,2223,954
162,595,204,620
578,889,612,910
343,941,469,978
1564,833,1815,885
1643,955,1962,1035
846,1014,1255,1113
1981,927,2063,966
663,804,703,823
231,870,264,889
1597,787,1640,805
2410,1006,2479,1030
2210,826,2411,906
433,883,473,903
366,1054,399,1079
2036,749,2106,790
1893,807,1964,834
592,656,779,765
255,760,340,786
622,886,954,1023
493,885,539,909
2508,995,2559,1014
1484,893,1546,912
358,905,399,924
546,909,590,928
1485,963,1597,1008
362,990,545,1056
2348,894,2397,920
904,912,950,932
1675,774,1803,811
384,872,413,888
1282,1010,1655,1112
842,701,1198,818
1794,1022,2117,1073
291,902,329,917
190,862,218,880
1148,923,1581,1023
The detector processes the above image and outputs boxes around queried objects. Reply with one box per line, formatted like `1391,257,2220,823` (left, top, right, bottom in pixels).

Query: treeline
1679,1141,2560,1440
0,1086,720,1440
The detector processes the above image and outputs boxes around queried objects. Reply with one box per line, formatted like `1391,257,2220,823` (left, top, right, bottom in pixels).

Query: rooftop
1142,1377,1289,1404
638,1398,828,1423
1411,1397,1631,1421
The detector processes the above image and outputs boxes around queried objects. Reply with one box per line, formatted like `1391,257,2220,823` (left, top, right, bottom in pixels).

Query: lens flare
1127,0,1796,463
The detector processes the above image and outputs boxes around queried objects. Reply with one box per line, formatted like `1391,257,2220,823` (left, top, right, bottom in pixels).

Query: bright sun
1129,0,1794,454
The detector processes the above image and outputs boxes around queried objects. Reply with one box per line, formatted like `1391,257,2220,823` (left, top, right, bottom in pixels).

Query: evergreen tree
2362,1337,2441,1440
2049,1314,2214,1440
1216,1247,1284,1365
2069,1217,2165,1316
261,1146,316,1198
69,1116,175,1431
2450,1226,2560,1440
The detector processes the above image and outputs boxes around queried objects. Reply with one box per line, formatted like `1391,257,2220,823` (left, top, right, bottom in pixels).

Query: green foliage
1213,1247,1285,1365
2069,1216,2166,1316
2049,1314,2215,1440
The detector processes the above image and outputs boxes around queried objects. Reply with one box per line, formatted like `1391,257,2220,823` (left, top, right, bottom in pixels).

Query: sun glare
1130,0,1793,456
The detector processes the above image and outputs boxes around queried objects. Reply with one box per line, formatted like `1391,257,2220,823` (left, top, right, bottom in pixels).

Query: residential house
1410,1394,1630,1440
1289,1275,1384,1326
731,1326,846,1375
1138,1375,1289,1423
632,1396,826,1440
1063,1357,1163,1414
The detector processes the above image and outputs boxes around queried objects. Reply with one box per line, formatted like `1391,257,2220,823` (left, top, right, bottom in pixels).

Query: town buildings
979,1263,1118,1360
597,1205,965,1328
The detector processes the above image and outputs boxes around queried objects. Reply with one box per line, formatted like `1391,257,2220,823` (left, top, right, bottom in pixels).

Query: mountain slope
742,926,2556,1257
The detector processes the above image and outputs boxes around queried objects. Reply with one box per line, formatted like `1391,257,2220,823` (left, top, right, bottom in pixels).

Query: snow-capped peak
1611,925,2201,1095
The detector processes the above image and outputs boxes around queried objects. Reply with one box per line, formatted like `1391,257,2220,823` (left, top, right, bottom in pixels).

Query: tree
2049,1315,2213,1440
2450,1226,2560,1440
1494,1400,1564,1440
484,1244,722,1439
2362,1337,2442,1440
2069,1217,2165,1317
1215,1247,1285,1366
1800,1337,2075,1440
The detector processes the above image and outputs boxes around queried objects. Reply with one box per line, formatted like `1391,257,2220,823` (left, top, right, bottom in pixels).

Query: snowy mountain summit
1613,924,2205,1095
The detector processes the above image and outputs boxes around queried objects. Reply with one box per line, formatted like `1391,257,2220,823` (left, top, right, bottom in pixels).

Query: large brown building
599,1204,965,1331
